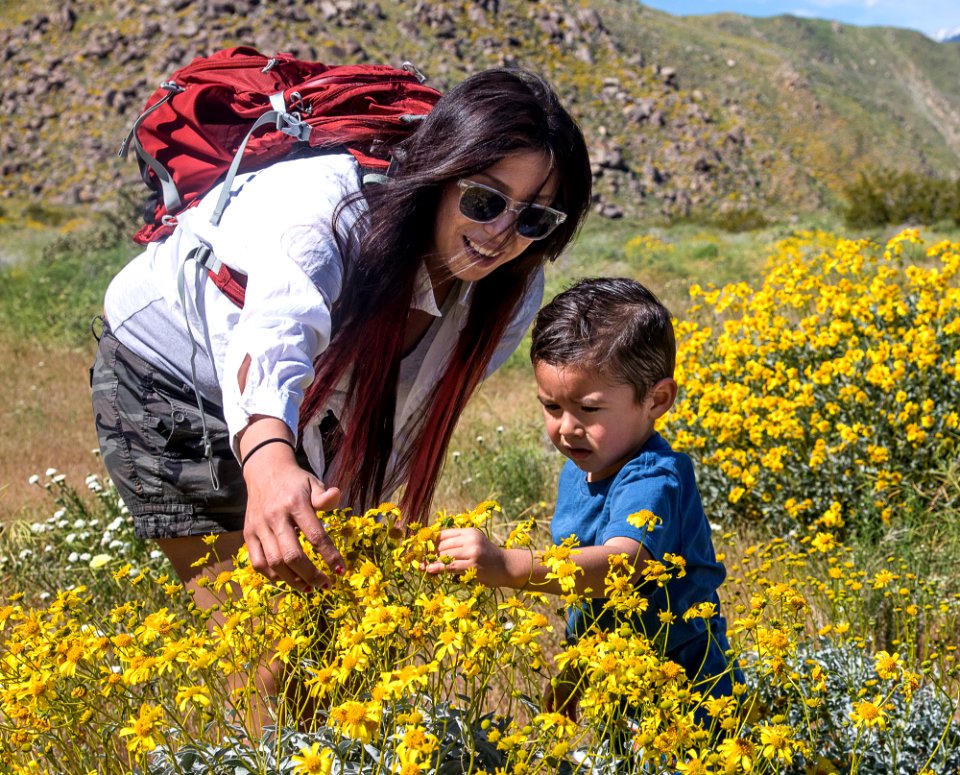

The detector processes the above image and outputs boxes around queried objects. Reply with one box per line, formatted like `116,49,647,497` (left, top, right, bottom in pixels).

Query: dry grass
452,362,540,435
0,337,100,522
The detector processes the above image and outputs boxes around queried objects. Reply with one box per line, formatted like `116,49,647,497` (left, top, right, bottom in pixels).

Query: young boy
424,277,737,719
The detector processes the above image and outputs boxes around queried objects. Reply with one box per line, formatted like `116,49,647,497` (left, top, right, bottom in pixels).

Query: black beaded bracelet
240,437,295,471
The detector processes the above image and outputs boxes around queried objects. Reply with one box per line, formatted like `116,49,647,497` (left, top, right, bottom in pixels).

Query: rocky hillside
1,0,959,222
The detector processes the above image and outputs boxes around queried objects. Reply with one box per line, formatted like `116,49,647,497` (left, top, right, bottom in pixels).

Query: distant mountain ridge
935,26,960,43
1,0,959,222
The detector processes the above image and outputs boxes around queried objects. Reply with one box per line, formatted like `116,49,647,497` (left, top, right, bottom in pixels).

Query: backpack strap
119,82,187,214
207,261,248,308
176,243,223,490
210,95,311,228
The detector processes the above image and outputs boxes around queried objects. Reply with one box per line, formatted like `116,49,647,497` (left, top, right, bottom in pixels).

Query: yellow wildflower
118,703,165,753
290,742,335,775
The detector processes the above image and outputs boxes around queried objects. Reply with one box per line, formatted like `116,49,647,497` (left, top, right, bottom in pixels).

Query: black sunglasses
457,180,567,241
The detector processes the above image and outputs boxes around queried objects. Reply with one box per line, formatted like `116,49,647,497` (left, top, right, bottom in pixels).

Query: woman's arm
193,156,359,591
423,527,652,596
237,413,343,593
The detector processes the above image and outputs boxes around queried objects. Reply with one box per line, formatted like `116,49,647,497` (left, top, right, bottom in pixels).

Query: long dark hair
299,67,592,521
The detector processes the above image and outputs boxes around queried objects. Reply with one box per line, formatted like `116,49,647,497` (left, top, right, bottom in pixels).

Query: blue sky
639,1,960,39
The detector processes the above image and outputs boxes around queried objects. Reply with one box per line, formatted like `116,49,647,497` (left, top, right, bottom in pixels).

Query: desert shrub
693,242,720,259
0,196,138,347
0,466,170,602
21,202,74,228
663,229,960,536
0,241,135,346
744,639,960,774
712,207,770,233
842,168,960,229
672,208,771,234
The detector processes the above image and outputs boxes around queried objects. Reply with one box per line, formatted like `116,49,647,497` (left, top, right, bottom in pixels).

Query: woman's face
429,149,559,283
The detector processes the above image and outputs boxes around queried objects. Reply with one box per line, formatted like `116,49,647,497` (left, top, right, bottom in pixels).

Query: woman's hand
422,527,518,588
240,421,343,592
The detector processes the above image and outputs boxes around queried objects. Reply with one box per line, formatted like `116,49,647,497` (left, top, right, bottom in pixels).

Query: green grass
0,206,138,349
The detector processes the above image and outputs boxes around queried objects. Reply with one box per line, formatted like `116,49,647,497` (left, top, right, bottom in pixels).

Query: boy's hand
422,528,512,587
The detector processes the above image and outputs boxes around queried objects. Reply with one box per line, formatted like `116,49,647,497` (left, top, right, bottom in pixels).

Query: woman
92,67,591,599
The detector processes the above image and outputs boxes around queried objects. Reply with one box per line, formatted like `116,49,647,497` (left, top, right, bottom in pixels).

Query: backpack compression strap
209,98,312,228
118,82,187,215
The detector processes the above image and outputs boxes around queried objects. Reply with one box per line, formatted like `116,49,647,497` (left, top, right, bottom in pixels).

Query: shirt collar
412,263,475,316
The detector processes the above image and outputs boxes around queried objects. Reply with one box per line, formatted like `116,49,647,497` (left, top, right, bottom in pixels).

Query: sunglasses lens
457,180,565,240
459,185,507,222
516,207,559,240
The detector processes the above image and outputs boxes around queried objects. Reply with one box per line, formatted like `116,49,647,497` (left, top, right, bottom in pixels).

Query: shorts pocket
91,336,156,503
142,391,208,460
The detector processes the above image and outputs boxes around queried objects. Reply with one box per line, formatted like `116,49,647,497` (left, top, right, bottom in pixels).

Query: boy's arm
422,528,652,596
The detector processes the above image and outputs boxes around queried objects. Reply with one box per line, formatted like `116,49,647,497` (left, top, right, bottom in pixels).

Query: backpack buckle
276,112,311,142
401,62,427,84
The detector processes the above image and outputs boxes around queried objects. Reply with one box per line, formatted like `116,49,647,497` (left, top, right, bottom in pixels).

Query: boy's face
535,362,664,482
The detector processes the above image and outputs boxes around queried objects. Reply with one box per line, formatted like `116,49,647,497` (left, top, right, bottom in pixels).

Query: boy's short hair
530,277,676,402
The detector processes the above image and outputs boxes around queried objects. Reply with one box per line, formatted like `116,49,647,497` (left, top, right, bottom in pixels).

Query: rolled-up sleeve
224,258,335,447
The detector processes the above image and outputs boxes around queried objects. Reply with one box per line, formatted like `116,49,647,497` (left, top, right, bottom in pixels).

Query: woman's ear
647,377,678,419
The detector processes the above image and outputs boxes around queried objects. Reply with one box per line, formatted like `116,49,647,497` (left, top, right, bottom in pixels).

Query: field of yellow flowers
1,229,959,774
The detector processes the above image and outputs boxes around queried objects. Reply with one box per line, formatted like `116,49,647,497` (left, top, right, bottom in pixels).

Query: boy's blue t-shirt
551,432,730,676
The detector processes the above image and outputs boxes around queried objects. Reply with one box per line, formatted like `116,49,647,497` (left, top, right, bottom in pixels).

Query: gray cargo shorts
91,323,247,539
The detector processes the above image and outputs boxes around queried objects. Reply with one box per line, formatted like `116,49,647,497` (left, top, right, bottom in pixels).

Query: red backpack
120,46,441,303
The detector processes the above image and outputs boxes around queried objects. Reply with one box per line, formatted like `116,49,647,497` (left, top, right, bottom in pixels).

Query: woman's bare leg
157,532,279,736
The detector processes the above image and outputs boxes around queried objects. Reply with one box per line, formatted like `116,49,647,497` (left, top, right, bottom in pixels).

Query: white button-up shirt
105,153,543,491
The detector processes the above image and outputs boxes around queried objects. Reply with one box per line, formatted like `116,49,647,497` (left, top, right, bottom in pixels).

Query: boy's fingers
422,559,461,574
